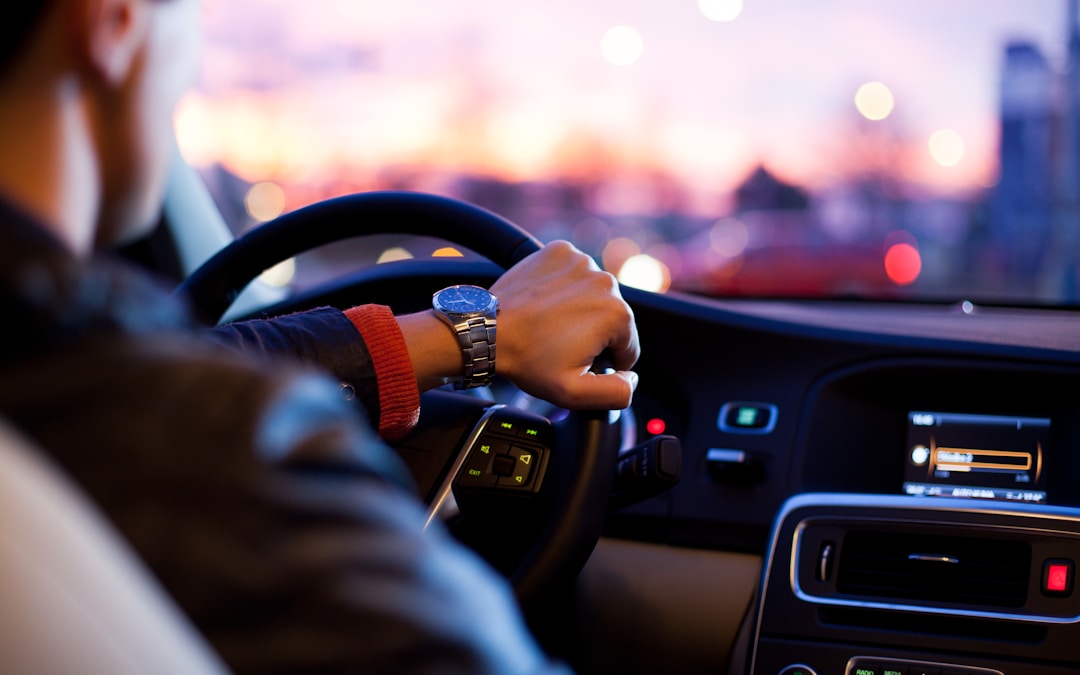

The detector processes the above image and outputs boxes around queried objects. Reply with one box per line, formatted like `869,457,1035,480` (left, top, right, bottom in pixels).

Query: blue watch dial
435,285,495,313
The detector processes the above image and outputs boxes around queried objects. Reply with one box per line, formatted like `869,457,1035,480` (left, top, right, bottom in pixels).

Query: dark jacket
0,200,567,675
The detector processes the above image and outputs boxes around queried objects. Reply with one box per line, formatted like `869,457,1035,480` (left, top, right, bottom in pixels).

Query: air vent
836,530,1030,608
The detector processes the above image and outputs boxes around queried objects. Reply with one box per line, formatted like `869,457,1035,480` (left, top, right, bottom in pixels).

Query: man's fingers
557,370,639,411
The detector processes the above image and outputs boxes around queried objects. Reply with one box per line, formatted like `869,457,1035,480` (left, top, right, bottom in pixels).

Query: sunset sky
175,0,1067,212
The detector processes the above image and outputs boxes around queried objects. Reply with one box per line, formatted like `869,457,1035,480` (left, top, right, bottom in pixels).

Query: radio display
902,411,1048,504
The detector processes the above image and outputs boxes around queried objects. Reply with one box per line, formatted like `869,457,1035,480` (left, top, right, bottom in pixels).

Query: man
0,0,640,672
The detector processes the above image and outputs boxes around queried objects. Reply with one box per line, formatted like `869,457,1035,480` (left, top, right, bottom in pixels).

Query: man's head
0,0,201,253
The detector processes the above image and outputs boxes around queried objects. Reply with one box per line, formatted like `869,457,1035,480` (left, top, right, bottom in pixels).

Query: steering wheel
176,190,622,613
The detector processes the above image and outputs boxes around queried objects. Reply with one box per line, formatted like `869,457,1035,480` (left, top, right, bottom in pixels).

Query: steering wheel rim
178,190,544,325
175,190,621,612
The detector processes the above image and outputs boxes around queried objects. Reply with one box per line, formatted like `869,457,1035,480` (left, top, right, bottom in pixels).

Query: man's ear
75,0,151,85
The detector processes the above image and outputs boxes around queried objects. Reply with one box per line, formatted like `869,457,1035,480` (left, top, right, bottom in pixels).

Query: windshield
179,0,1076,306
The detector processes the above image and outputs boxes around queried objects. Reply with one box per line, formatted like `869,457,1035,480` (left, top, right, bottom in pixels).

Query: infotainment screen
902,411,1049,504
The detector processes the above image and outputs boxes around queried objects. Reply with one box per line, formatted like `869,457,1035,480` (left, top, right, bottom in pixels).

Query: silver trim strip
423,404,505,531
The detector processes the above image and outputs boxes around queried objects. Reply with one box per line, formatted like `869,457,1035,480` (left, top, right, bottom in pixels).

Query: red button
1043,559,1074,596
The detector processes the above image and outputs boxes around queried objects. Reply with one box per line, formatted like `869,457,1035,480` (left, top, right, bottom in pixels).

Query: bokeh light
854,82,895,121
377,247,414,263
601,26,644,66
618,254,671,293
699,0,744,22
602,237,642,274
432,247,465,257
709,218,750,258
244,182,286,222
884,243,922,285
929,129,966,167
173,94,216,168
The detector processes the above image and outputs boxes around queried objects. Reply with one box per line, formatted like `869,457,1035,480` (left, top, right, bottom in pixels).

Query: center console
747,493,1080,675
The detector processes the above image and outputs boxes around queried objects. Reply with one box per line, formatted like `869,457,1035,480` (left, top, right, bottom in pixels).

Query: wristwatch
432,284,499,389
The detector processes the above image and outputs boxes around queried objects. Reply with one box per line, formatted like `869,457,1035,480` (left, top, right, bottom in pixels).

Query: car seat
0,416,230,675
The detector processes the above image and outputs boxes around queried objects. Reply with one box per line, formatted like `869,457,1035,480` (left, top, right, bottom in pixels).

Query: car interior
8,2,1080,675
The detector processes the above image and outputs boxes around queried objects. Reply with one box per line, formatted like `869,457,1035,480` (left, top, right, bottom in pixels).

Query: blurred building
993,0,1080,300
991,41,1055,287
1043,0,1080,300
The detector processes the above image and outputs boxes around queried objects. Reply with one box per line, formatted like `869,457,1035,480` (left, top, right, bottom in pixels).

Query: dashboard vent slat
836,531,1030,608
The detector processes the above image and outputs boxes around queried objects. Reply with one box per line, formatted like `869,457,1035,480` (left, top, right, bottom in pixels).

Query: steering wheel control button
457,439,510,488
492,454,517,477
778,666,817,675
1042,558,1074,597
496,447,536,489
516,422,548,442
718,401,778,434
458,457,495,488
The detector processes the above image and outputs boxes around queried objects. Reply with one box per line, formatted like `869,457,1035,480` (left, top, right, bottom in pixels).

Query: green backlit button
519,425,541,439
496,447,537,489
882,666,907,675
854,664,882,675
515,422,550,444
718,401,778,435
475,438,510,456
457,441,506,488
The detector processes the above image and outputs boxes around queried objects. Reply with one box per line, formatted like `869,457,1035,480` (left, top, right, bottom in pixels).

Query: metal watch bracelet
453,316,496,389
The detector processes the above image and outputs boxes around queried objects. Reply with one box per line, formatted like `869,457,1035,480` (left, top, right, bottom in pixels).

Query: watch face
434,285,497,314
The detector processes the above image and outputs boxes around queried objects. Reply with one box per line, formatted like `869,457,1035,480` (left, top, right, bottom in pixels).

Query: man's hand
491,240,640,410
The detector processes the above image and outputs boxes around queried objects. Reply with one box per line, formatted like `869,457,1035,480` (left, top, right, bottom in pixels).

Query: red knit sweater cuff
344,305,420,441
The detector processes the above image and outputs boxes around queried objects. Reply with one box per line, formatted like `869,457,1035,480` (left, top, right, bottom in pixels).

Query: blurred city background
175,0,1080,305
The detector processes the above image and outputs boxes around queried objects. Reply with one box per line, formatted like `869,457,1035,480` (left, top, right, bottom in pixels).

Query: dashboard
597,287,1080,675
256,258,1080,675
609,290,1080,550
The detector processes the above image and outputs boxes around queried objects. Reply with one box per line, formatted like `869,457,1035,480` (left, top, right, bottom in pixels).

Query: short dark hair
2,3,58,75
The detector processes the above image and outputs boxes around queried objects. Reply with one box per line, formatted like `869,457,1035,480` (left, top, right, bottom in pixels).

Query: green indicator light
525,428,538,436
736,407,759,426
854,670,874,675
468,469,482,477
883,670,903,675
500,422,513,430
480,445,491,454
